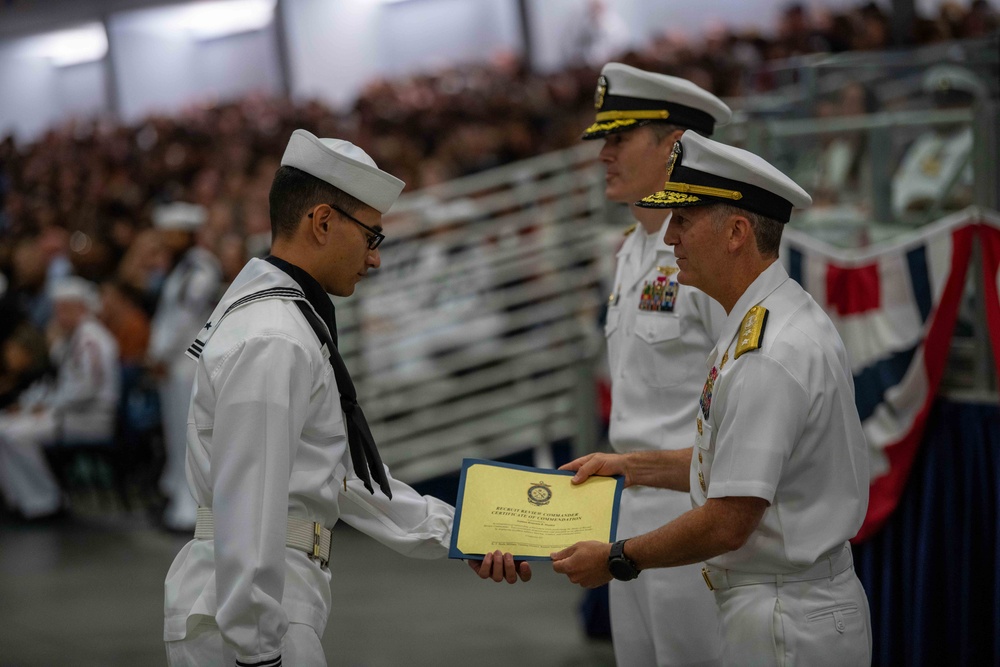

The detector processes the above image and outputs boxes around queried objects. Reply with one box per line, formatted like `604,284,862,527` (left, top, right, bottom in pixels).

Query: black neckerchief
264,255,392,499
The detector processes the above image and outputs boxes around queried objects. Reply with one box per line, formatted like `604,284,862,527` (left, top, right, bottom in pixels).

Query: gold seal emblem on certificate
594,75,608,109
527,481,553,506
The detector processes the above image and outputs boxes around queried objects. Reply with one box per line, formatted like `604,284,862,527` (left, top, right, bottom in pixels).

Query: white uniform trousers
713,547,871,667
611,485,723,667
158,361,198,530
0,410,62,517
166,616,326,667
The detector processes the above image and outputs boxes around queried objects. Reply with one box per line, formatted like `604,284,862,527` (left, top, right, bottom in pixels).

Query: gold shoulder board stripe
623,223,638,237
734,305,768,359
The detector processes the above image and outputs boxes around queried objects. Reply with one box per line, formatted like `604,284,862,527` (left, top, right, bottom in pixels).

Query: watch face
608,541,638,581
609,557,638,581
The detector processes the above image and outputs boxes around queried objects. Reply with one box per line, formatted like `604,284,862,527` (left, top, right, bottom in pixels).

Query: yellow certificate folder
448,458,624,561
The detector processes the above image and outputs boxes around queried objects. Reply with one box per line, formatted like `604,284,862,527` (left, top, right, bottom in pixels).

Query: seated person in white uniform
0,276,120,520
163,130,529,667
891,64,987,219
551,131,872,667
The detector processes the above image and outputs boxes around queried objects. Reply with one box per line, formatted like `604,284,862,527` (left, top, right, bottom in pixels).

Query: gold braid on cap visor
595,109,671,121
583,110,672,136
583,118,639,135
639,182,744,207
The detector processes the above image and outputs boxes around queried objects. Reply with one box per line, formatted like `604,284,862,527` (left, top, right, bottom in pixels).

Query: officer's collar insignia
595,75,608,110
665,141,681,181
734,305,769,359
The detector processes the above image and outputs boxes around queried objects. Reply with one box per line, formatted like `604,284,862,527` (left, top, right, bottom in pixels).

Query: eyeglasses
330,204,385,250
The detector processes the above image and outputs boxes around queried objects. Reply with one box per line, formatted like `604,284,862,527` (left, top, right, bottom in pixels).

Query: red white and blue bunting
781,207,997,541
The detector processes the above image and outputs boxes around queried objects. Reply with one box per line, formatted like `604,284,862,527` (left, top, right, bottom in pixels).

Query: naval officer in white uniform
553,131,872,666
580,62,731,667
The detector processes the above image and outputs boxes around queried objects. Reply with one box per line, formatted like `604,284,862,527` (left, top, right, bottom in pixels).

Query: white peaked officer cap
280,130,405,214
637,131,812,223
49,275,100,312
583,62,732,140
153,202,207,231
922,64,988,100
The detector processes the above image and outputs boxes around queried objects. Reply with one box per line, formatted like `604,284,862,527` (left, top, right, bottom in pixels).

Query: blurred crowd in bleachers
0,0,996,524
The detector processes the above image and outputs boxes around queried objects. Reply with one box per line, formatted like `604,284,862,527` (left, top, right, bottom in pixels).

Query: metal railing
337,143,608,483
730,54,999,397
337,45,999,483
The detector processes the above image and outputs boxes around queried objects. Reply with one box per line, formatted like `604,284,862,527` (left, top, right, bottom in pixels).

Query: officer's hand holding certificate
449,459,624,561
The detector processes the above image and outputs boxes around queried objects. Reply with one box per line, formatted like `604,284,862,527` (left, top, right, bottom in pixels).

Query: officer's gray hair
645,123,684,142
710,204,783,259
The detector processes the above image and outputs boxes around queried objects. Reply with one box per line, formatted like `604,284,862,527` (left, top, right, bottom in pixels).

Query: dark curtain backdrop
853,398,1000,666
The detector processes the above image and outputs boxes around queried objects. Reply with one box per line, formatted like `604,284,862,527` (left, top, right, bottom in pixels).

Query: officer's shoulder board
623,223,637,237
734,305,769,359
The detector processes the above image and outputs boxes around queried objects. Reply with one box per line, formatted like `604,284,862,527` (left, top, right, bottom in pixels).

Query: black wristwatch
608,539,640,581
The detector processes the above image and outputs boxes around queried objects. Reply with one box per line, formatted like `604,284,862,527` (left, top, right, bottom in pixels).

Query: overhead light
23,23,108,67
156,0,277,41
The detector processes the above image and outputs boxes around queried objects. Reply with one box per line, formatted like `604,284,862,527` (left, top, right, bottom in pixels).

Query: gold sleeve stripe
595,109,671,122
662,182,743,200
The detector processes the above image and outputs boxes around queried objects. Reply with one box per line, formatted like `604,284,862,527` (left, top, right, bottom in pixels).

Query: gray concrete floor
0,507,616,667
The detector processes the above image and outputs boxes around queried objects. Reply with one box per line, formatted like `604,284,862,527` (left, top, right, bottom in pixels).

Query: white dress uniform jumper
163,258,454,666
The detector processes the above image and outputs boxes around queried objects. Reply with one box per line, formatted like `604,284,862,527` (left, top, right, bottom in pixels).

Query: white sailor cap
153,202,207,231
582,62,732,140
280,130,405,214
922,64,988,100
49,275,100,312
637,131,812,223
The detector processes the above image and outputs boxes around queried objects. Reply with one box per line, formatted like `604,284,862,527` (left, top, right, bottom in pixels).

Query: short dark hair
711,204,783,258
268,166,367,240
